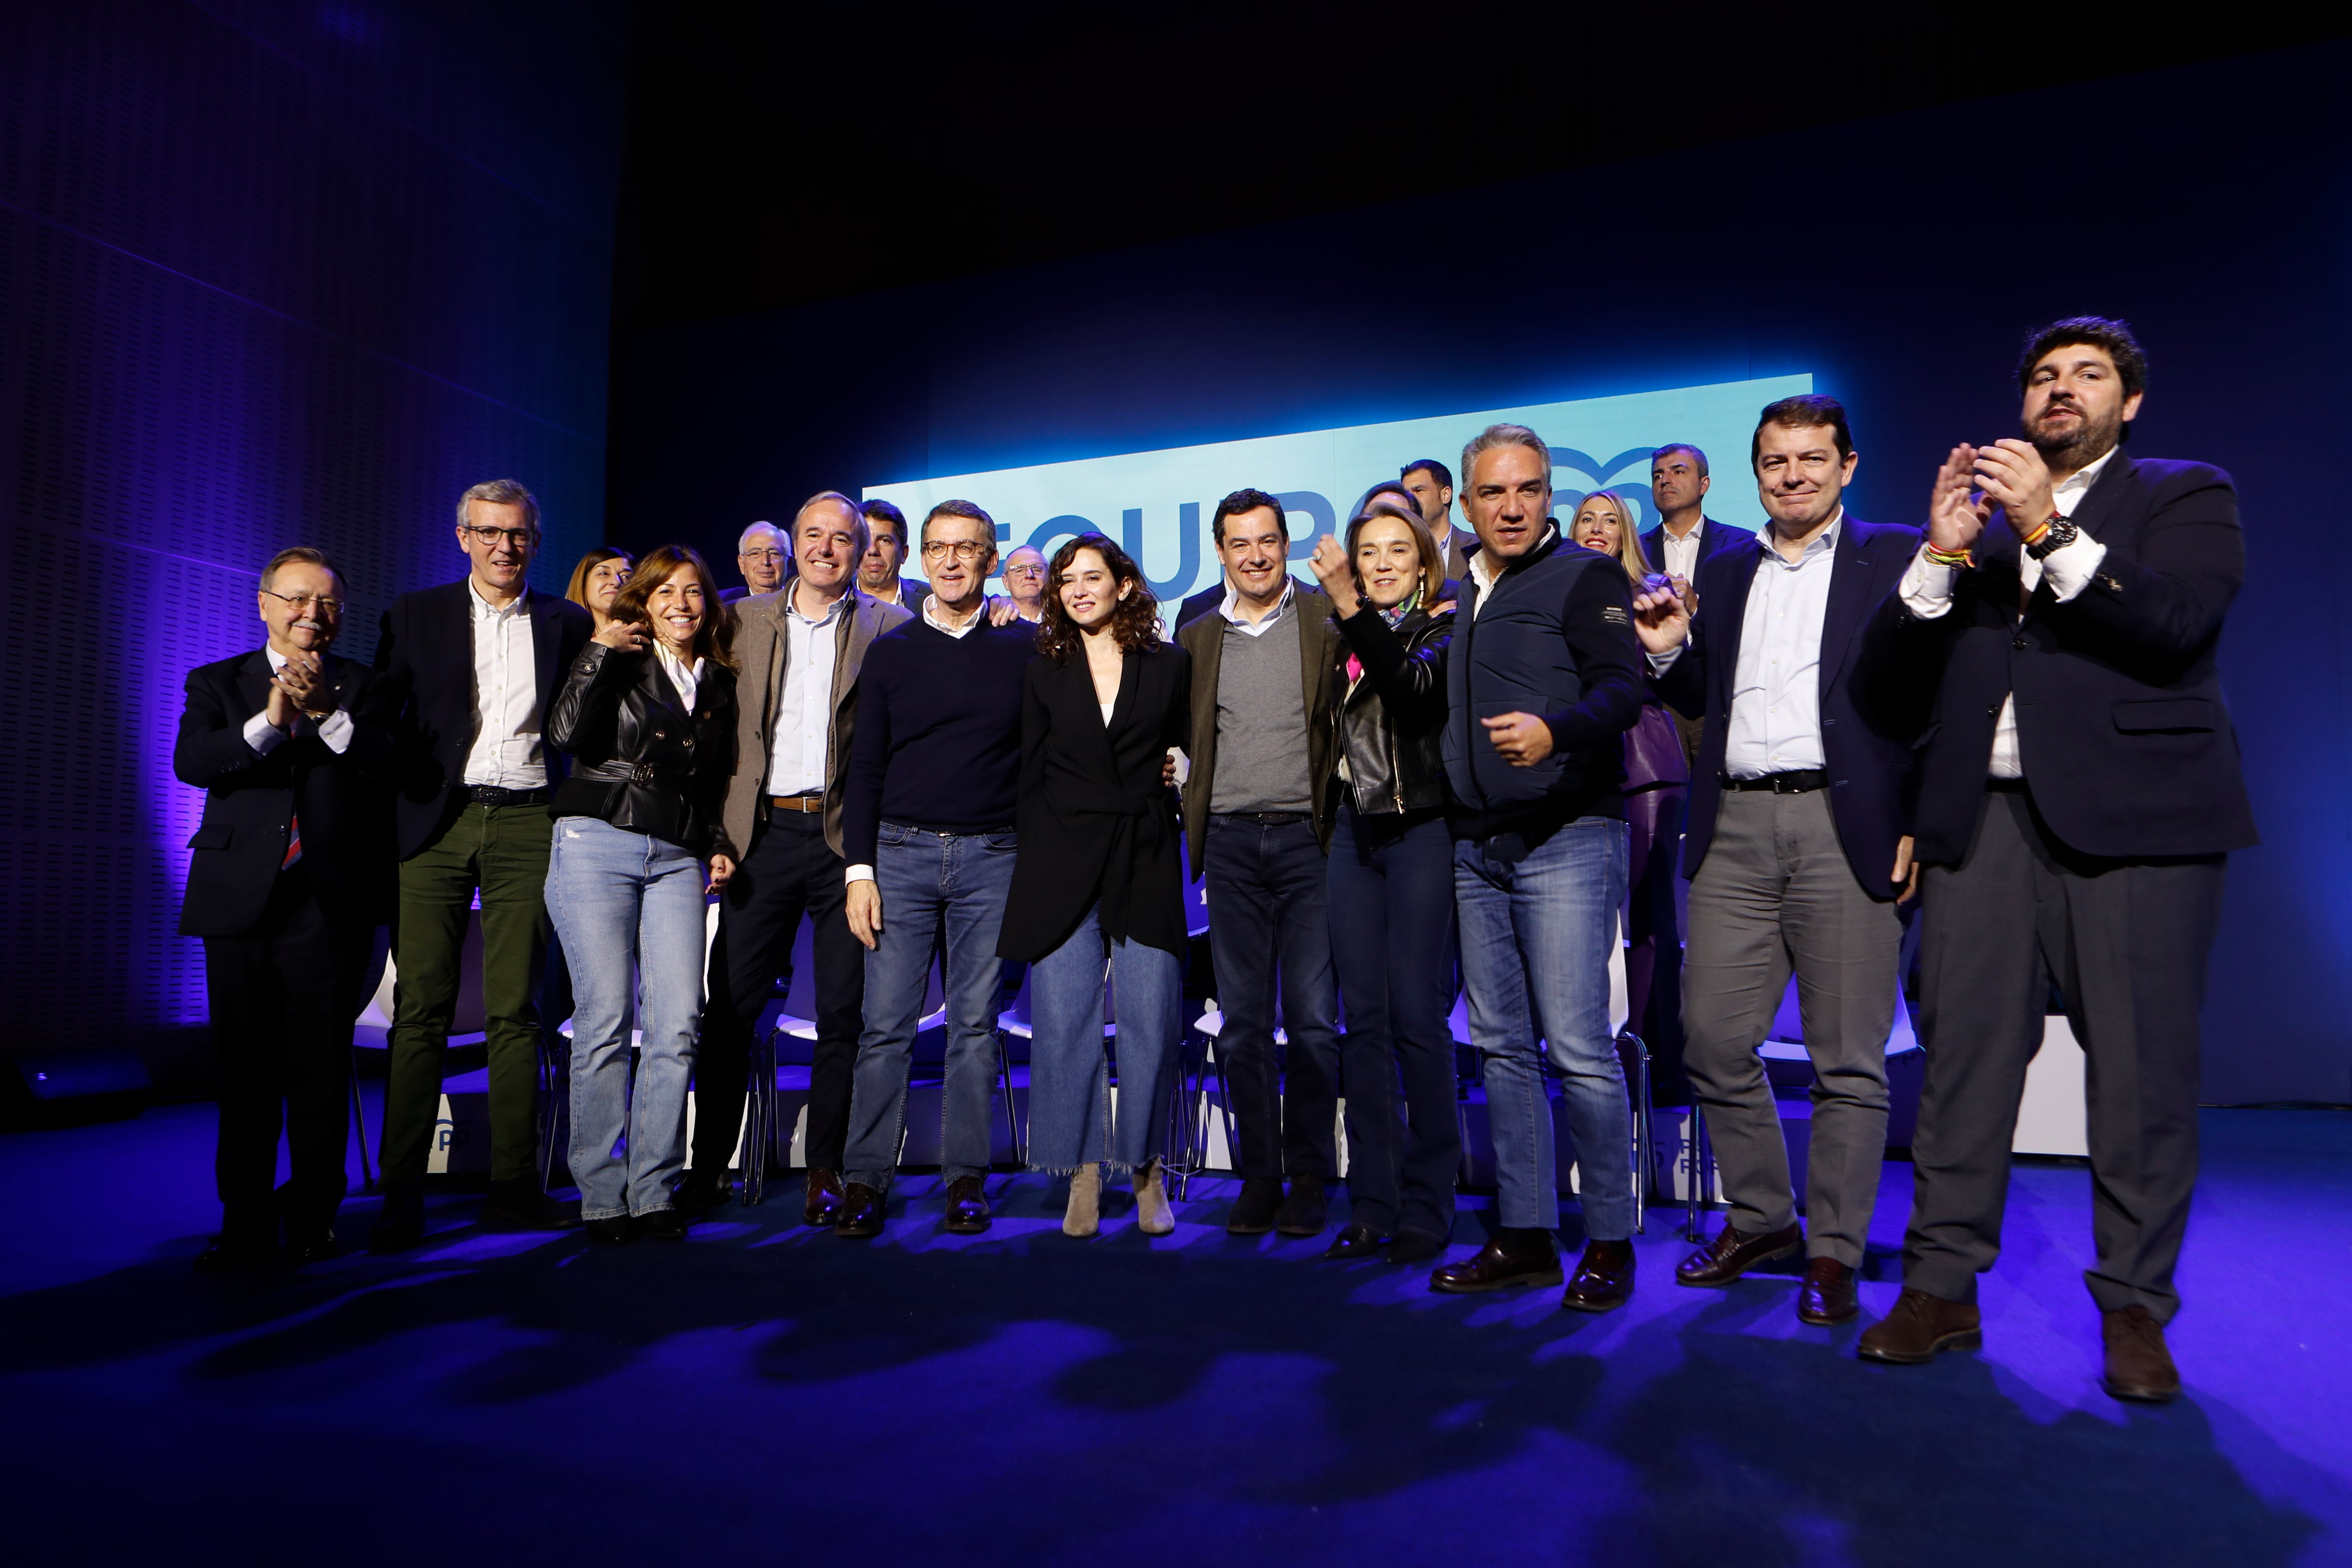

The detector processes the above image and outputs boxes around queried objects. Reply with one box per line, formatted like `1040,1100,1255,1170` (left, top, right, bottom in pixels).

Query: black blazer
546,644,738,855
369,581,593,860
175,650,397,937
998,642,1192,963
1638,516,1743,578
1867,452,2257,865
1655,516,1921,901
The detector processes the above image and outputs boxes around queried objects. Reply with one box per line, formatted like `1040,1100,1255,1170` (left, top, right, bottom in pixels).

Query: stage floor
1,1104,2345,1566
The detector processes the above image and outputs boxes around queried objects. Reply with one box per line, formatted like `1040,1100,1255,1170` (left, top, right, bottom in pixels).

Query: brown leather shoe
2102,1305,2181,1403
803,1167,846,1229
833,1182,885,1239
1429,1232,1562,1294
1676,1220,1802,1287
1561,1240,1637,1313
1857,1288,1981,1363
942,1175,992,1235
1798,1257,1859,1325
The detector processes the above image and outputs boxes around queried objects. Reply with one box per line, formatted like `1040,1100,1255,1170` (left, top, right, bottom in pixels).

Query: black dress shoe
193,1237,280,1274
367,1183,425,1254
1798,1257,1859,1325
1225,1178,1284,1236
1387,1227,1447,1266
1430,1230,1562,1293
1676,1220,1802,1287
638,1208,691,1242
482,1178,583,1231
585,1216,636,1247
803,1167,846,1228
285,1229,340,1267
1561,1240,1637,1313
834,1182,885,1238
2102,1305,2181,1403
673,1171,732,1217
1275,1178,1329,1237
1857,1288,1980,1363
1322,1222,1385,1260
942,1175,992,1234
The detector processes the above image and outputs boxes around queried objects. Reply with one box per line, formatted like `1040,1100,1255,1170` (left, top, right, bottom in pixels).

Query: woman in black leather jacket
1305,498,1462,1264
543,544,737,1245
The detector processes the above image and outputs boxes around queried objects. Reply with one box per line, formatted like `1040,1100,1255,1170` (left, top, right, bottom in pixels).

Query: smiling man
1178,488,1346,1238
1859,318,2256,1403
1429,424,1647,1309
725,521,789,603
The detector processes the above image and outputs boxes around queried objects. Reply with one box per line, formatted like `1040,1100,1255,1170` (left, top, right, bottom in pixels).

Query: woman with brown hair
996,532,1191,1238
1306,496,1460,1262
1569,490,1692,1091
564,547,634,633
543,545,738,1245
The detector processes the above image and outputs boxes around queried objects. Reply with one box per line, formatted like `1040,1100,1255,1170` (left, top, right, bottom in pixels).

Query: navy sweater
842,617,1037,865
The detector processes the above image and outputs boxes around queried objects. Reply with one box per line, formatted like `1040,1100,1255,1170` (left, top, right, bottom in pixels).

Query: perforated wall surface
0,0,624,1057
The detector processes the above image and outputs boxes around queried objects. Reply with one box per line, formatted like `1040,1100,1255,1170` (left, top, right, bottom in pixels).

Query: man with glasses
834,501,1038,1238
366,479,593,1251
724,521,790,603
1001,544,1049,621
175,548,396,1269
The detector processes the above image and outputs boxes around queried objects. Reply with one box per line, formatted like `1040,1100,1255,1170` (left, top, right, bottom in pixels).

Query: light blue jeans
544,815,707,1221
842,825,1017,1193
1454,815,1633,1236
1025,903,1184,1174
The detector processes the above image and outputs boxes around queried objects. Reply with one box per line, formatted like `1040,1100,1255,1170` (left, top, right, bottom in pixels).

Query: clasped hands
264,651,331,729
1928,439,2060,554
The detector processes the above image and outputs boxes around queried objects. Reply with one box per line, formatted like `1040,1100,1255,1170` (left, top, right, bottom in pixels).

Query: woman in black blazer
997,533,1191,1238
544,544,737,1246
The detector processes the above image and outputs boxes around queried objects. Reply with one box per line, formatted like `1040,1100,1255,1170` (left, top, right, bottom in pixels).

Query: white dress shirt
765,587,847,797
243,646,355,756
461,579,546,789
1219,576,1297,635
1654,519,1706,585
921,593,985,638
653,644,704,714
1897,446,2114,777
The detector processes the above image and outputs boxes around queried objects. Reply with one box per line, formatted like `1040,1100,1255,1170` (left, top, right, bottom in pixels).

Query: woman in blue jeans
544,545,737,1245
996,533,1191,1237
1306,498,1461,1264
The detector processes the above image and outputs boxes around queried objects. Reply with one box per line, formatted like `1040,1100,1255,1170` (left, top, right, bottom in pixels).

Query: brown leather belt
770,794,825,813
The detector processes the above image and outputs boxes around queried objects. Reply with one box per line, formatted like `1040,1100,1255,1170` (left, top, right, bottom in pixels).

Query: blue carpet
1,1105,2346,1566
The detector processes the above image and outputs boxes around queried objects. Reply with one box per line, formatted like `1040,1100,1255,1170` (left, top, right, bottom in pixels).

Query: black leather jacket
1332,604,1453,816
547,642,737,853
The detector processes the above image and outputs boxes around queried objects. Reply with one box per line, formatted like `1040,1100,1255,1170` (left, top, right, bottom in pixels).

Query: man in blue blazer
366,479,593,1250
1633,396,1921,1329
175,548,396,1268
1638,441,1742,592
1856,319,2256,1403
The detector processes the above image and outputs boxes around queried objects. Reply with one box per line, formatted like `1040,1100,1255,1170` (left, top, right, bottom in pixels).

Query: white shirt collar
1468,523,1558,601
1219,576,1296,629
922,593,985,638
2056,445,2119,502
1760,507,1843,566
787,582,849,628
468,577,527,619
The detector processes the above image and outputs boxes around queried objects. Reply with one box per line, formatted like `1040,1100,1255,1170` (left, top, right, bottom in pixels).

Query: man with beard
1858,318,2256,1403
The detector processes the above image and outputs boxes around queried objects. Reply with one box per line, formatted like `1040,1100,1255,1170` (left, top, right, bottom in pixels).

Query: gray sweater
1209,603,1313,814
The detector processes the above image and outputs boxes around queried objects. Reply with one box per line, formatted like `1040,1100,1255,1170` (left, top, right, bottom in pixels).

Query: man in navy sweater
834,499,1036,1238
1428,423,1649,1309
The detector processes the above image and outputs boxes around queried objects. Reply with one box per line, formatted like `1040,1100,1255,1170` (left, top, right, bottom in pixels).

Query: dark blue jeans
1203,814,1341,1183
1327,802,1462,1239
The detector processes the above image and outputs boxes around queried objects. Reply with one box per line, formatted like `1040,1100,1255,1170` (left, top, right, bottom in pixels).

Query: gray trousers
1903,787,2223,1323
1682,788,1901,1267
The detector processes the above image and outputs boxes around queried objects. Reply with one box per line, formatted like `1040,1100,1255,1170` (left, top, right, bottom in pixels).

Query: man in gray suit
681,490,911,1224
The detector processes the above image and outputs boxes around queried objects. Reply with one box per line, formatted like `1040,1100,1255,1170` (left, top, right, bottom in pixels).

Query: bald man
724,522,790,603
1002,544,1049,621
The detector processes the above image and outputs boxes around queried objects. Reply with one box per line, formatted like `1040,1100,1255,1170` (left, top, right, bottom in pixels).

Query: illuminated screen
863,373,1810,597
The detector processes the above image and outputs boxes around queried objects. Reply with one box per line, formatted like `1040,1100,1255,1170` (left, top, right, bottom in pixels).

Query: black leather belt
466,786,550,806
1721,770,1828,794
1215,810,1311,825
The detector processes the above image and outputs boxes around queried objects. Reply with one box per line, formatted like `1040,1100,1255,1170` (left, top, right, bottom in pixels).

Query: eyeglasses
1004,563,1046,579
261,589,344,615
921,540,991,563
462,525,536,547
740,549,786,565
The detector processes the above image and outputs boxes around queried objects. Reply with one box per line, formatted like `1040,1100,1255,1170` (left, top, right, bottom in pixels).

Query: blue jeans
1454,815,1632,1236
544,816,707,1221
1328,803,1462,1239
1203,814,1342,1182
842,825,1017,1192
1025,903,1184,1173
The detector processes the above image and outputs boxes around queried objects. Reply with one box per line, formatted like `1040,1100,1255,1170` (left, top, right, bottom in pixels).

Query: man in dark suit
1640,442,1740,766
721,520,789,604
1402,457,1478,584
1857,319,2256,1404
1632,397,1921,1328
1178,488,1345,1237
175,547,395,1269
366,479,594,1251
688,492,910,1225
858,499,929,614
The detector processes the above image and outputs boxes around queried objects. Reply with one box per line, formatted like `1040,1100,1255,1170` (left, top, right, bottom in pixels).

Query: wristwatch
2026,514,2078,560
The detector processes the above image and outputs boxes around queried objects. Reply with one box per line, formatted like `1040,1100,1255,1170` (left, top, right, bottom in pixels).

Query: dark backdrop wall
0,0,624,1073
610,43,2352,1106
